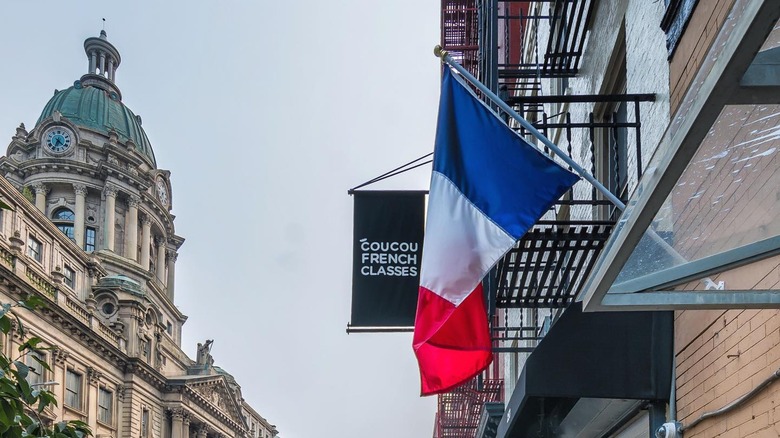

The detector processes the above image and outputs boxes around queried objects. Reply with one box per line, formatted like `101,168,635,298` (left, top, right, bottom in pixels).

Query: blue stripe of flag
432,68,580,240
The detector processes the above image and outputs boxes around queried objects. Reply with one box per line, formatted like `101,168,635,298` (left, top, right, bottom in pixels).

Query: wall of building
668,0,737,114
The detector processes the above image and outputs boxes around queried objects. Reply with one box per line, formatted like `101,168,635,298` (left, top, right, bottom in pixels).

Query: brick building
431,0,780,437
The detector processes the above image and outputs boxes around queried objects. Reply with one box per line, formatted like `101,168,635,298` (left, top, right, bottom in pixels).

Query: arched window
52,208,75,240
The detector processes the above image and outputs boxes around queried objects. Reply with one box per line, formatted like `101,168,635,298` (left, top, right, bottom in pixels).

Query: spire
82,30,123,100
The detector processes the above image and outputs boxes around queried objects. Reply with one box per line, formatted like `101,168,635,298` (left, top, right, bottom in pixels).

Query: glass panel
57,224,74,240
98,388,113,423
614,104,780,289
85,227,96,252
27,237,41,262
53,208,75,221
25,351,44,386
64,266,75,288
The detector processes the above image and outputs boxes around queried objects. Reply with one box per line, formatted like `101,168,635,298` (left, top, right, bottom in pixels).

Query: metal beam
601,291,780,311
731,46,780,104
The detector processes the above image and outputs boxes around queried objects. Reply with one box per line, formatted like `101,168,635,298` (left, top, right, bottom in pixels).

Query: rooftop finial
100,18,107,39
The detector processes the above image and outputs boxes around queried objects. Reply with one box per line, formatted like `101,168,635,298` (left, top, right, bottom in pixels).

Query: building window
98,387,113,424
52,208,75,240
63,265,75,289
660,0,698,56
65,369,82,410
27,236,42,263
85,227,96,252
25,350,46,387
141,408,150,438
166,321,172,335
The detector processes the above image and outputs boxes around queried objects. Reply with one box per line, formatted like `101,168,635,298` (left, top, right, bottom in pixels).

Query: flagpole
434,45,626,211
432,46,706,294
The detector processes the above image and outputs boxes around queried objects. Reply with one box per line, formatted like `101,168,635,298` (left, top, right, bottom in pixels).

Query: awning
496,303,672,438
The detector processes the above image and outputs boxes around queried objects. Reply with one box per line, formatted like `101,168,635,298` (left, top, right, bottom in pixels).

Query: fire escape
434,1,653,437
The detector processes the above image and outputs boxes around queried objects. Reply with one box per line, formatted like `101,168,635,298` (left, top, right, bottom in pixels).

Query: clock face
156,179,169,206
45,128,72,153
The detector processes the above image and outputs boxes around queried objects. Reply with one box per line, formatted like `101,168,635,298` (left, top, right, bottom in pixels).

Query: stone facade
0,31,277,438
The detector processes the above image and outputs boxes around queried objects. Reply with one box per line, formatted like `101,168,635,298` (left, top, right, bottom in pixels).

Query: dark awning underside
496,302,673,438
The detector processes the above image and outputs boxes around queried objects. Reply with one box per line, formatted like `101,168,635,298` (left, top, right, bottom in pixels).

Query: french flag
413,68,579,396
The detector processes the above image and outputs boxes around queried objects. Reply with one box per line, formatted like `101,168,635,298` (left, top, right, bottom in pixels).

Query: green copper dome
37,81,156,167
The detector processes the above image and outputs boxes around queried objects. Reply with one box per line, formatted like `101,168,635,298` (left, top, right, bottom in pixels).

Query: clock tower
0,30,185,348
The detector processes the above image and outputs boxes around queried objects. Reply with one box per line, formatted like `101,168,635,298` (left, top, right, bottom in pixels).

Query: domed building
0,31,278,438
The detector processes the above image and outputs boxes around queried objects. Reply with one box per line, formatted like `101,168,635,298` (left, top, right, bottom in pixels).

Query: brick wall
669,0,736,114
676,307,780,437
675,252,780,437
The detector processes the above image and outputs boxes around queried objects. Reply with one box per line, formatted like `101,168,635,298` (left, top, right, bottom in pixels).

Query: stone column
170,409,184,438
141,215,152,270
32,182,47,212
73,184,87,248
107,59,114,81
155,237,166,284
99,52,106,76
89,50,97,74
182,414,191,438
124,196,140,261
166,252,177,301
103,185,118,251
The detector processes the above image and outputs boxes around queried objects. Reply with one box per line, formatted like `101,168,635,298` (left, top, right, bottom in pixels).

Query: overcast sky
0,2,440,437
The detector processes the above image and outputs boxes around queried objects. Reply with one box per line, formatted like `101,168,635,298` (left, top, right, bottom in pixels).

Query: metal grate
434,378,504,438
495,222,613,308
441,0,481,73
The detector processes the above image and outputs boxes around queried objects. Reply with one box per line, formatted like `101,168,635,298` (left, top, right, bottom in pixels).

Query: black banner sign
351,191,425,327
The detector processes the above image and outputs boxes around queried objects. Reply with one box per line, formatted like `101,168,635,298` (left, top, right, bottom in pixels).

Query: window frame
25,349,46,387
52,207,75,241
63,265,76,289
580,0,780,311
141,407,150,438
64,368,83,411
98,386,114,425
85,227,96,252
27,235,42,263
